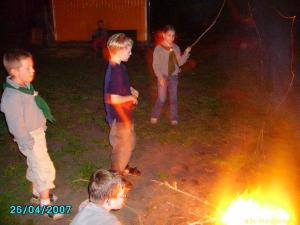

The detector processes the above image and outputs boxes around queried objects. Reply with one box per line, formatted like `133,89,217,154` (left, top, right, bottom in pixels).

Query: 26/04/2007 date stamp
9,204,72,215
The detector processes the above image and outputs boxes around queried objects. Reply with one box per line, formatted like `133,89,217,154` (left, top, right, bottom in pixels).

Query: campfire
217,190,295,225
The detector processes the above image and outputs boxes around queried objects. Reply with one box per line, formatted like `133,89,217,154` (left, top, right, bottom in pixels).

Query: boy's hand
131,95,138,105
18,136,35,151
130,87,139,98
185,47,191,54
159,77,166,87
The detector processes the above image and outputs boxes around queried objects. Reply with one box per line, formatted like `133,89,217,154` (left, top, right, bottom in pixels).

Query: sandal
124,165,141,176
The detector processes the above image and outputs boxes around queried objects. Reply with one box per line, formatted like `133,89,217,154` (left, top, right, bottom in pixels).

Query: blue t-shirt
104,62,133,124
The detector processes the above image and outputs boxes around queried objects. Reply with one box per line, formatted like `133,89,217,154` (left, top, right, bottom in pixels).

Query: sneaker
171,120,178,125
150,118,158,124
30,193,58,205
47,213,64,220
42,203,64,220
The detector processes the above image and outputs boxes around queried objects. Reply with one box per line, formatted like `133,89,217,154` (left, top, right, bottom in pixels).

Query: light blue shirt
70,202,121,225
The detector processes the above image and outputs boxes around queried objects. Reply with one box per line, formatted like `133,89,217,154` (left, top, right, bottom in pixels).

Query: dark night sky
149,0,300,49
0,0,299,49
150,0,300,32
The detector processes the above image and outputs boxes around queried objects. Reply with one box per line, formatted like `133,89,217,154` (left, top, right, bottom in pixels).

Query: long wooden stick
72,178,89,183
190,0,227,48
188,218,216,225
151,179,214,208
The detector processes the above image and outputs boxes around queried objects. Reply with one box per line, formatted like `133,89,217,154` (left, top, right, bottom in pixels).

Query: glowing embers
220,196,290,225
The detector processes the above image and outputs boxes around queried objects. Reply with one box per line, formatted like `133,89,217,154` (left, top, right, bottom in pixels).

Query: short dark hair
162,25,175,33
3,49,32,73
88,169,123,202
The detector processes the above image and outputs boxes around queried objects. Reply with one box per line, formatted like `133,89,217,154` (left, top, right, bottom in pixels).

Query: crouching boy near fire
70,169,128,225
0,49,62,220
104,33,141,177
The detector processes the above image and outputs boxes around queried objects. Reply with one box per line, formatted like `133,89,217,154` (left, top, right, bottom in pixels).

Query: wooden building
51,0,148,42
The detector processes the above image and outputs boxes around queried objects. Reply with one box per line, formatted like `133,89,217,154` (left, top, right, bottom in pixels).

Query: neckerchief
3,82,55,123
160,44,179,75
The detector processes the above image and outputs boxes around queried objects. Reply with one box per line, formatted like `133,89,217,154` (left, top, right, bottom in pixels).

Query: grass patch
157,171,169,180
0,194,35,225
0,45,271,224
47,126,89,160
1,162,30,198
70,162,98,189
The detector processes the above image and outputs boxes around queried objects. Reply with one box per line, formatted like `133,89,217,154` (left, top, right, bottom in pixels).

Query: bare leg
40,189,50,200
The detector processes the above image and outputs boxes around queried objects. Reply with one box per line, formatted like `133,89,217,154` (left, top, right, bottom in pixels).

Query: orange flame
221,198,289,225
217,190,295,225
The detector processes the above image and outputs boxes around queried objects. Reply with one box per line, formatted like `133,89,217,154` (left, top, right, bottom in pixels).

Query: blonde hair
107,33,133,56
3,49,32,73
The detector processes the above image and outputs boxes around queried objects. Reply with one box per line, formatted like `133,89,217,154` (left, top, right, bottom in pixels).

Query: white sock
40,198,51,206
32,189,40,197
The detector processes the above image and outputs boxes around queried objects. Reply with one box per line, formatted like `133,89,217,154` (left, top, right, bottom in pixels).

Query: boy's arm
110,94,138,105
130,86,139,98
1,94,34,150
176,45,191,66
152,47,165,80
107,69,138,105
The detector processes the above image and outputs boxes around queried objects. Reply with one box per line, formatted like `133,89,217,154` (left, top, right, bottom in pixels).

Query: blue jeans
151,75,178,121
